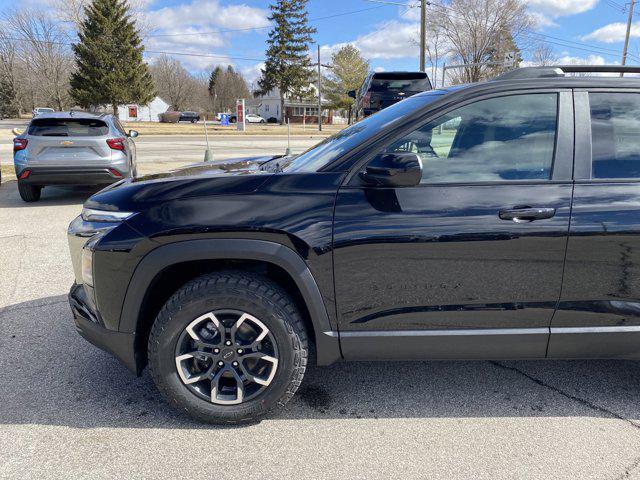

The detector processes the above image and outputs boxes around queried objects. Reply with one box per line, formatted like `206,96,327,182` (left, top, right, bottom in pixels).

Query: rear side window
27,118,109,137
590,93,640,179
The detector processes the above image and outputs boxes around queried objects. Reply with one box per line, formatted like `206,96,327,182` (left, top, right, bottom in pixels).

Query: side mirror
128,130,139,138
347,90,356,99
360,152,422,188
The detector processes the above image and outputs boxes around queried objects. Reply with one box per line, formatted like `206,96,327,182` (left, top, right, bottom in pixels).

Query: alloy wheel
174,309,279,405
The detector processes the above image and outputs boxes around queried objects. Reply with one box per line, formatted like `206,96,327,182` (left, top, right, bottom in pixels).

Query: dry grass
1,164,14,179
121,121,345,136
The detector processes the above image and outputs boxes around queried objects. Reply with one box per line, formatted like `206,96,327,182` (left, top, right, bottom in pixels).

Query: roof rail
494,65,640,80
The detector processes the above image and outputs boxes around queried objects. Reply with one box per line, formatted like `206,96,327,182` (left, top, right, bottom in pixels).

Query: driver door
333,90,574,360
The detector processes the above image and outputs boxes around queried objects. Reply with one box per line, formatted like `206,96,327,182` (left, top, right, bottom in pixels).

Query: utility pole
420,0,427,72
317,44,322,132
621,0,636,77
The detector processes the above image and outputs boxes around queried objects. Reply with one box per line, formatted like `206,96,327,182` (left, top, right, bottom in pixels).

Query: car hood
84,155,279,211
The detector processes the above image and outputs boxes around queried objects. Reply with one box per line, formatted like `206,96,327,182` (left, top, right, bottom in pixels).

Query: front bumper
69,283,138,374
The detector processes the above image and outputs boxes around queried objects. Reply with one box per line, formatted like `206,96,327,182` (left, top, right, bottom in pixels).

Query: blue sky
3,0,639,83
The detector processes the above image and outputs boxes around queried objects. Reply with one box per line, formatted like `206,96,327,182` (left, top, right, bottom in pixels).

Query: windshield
283,91,446,173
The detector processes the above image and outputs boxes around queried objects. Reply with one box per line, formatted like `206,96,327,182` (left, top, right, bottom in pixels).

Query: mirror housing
347,90,356,99
360,152,422,188
128,130,139,138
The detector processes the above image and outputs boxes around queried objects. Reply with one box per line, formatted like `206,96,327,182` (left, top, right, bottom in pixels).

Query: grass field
121,121,346,136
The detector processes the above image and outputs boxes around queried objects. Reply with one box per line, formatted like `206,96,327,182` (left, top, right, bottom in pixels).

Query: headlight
81,207,136,222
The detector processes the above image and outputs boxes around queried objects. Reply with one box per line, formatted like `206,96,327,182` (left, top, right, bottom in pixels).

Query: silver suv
13,112,138,202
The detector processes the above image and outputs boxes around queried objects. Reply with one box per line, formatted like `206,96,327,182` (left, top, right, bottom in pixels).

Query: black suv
350,71,432,119
68,65,640,424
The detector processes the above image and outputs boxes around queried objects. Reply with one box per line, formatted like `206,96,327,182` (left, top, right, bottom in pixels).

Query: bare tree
0,32,20,116
50,0,152,37
433,0,533,84
2,10,74,111
209,65,251,114
531,41,557,66
150,55,200,111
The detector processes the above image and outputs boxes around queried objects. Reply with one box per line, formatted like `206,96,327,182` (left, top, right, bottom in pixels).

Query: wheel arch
120,239,341,374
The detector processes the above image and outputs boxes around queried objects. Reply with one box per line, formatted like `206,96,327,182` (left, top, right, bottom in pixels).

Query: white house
248,87,333,124
247,88,283,121
117,96,170,122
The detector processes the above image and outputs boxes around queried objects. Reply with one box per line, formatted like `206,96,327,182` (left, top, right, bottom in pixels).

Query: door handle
498,206,556,223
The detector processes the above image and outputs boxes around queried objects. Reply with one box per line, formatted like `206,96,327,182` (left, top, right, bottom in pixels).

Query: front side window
282,91,447,173
590,93,640,179
384,93,559,183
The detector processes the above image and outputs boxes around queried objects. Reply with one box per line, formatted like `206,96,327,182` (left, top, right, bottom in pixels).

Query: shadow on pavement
0,180,100,208
2,294,640,430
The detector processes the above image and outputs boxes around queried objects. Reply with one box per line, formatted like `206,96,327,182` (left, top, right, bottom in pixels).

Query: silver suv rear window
27,118,109,137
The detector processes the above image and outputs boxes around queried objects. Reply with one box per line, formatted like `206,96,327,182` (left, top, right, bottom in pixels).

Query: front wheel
148,271,309,424
18,181,41,202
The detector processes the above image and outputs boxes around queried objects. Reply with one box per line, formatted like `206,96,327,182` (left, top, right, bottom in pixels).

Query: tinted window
28,118,109,137
384,93,558,183
590,93,640,179
283,91,446,173
370,75,431,93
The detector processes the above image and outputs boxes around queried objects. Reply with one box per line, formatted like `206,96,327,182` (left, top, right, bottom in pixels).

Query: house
247,88,333,124
116,96,170,122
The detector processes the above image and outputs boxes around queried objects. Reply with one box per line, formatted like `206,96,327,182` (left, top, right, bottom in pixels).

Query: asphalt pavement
2,136,640,478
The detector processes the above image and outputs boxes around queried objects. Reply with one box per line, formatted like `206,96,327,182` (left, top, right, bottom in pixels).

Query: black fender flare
119,238,341,366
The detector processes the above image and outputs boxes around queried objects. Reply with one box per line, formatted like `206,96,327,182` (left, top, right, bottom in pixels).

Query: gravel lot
2,133,640,478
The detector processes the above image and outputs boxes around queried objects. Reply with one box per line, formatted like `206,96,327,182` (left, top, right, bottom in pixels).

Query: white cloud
582,22,640,43
557,54,607,64
527,0,598,17
241,62,265,87
322,20,419,62
143,0,269,71
529,12,559,28
146,0,269,32
527,0,598,29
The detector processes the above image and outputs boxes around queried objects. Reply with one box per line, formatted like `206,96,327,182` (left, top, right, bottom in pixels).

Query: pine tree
208,65,223,100
0,74,18,118
70,0,155,115
257,0,316,124
486,29,521,78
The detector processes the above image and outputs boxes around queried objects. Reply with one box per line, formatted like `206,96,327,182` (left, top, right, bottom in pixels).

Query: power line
362,0,420,6
1,35,267,62
426,1,640,63
145,49,264,62
146,4,390,38
604,0,627,12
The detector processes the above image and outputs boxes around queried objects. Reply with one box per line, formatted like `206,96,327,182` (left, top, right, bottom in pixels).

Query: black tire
18,181,41,202
148,270,308,424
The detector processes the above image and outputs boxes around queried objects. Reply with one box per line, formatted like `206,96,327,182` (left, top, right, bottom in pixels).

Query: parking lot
2,127,640,479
